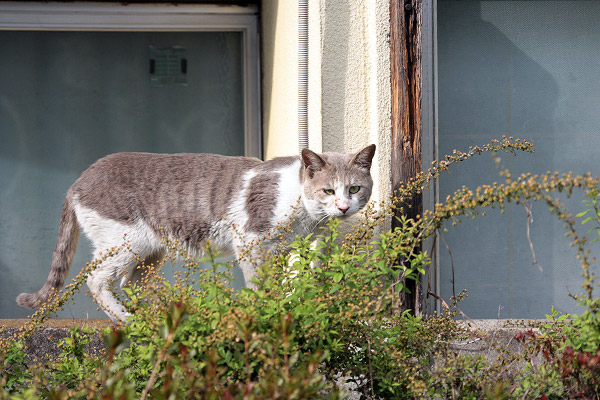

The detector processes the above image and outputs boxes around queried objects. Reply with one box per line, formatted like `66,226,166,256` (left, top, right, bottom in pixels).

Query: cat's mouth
329,210,353,219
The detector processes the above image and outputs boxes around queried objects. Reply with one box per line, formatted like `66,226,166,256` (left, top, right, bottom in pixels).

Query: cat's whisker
316,214,330,227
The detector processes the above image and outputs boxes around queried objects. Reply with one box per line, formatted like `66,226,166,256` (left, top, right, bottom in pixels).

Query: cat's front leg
239,260,258,289
235,237,271,289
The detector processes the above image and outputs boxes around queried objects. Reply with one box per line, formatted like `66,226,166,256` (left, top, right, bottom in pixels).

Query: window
428,0,600,318
0,3,259,318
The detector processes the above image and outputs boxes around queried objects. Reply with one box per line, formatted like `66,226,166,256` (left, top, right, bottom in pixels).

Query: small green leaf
577,209,591,217
332,272,343,283
582,216,595,224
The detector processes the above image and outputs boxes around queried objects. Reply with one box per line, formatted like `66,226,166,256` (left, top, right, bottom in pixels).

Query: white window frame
0,2,261,158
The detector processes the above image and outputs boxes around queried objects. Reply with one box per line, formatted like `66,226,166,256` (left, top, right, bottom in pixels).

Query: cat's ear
350,144,376,170
301,149,327,178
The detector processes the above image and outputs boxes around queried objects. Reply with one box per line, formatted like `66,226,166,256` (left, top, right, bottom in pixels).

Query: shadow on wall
0,260,30,319
437,0,561,318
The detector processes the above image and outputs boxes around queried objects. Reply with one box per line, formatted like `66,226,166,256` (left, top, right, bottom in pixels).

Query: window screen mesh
437,1,600,318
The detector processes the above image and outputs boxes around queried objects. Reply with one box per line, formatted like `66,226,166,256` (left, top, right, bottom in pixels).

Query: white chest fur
271,160,305,226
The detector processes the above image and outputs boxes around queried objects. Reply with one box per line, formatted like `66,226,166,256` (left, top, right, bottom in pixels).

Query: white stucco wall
261,0,392,204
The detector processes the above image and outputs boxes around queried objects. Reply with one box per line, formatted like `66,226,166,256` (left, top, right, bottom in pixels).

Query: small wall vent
149,46,188,86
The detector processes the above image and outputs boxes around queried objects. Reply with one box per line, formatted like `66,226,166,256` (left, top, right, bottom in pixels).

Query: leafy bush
2,137,600,399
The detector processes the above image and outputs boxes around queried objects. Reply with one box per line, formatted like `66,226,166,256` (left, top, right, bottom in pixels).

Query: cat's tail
16,194,80,309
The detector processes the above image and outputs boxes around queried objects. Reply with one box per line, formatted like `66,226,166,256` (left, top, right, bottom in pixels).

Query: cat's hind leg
88,242,169,322
75,204,164,322
89,248,167,323
87,249,137,323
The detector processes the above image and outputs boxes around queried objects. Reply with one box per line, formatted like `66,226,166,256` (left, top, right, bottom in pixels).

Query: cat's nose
335,198,349,214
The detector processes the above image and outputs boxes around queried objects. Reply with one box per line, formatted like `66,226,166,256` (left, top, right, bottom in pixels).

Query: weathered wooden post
390,0,423,314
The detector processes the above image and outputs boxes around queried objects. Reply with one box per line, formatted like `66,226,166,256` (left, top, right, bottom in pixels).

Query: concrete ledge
0,318,542,362
451,319,544,363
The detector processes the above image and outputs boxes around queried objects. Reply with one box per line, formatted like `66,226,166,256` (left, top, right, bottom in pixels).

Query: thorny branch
523,201,543,272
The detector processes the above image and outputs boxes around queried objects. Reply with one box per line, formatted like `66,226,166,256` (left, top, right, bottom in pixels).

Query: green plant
0,340,30,393
5,137,600,399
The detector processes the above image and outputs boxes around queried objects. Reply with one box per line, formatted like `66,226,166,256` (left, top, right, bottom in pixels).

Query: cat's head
300,144,376,220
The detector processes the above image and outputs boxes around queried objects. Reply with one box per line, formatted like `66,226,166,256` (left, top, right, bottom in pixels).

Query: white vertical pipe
298,0,309,151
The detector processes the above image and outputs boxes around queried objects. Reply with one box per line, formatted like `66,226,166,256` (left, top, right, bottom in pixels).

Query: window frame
0,1,261,158
421,0,440,314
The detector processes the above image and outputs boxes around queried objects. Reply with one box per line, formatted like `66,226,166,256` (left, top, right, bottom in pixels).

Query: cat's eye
349,186,360,194
323,188,335,195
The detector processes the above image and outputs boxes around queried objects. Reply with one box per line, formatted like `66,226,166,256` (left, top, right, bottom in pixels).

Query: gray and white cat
17,145,376,322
